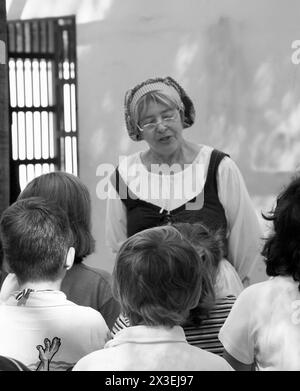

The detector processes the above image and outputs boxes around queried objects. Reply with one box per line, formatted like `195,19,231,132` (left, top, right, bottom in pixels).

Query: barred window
7,15,78,196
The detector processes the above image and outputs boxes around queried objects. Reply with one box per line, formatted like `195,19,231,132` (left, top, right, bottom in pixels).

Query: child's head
18,171,95,264
112,225,203,327
0,197,74,285
172,222,219,325
172,222,224,284
262,174,300,286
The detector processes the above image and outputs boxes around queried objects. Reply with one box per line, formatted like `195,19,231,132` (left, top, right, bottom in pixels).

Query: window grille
7,15,78,194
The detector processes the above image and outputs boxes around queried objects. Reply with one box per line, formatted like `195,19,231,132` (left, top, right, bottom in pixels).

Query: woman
106,76,264,285
0,172,120,329
219,175,300,370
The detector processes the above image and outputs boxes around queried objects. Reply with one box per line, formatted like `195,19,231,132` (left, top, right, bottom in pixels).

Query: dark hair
0,356,30,371
112,226,203,327
0,197,73,284
262,175,300,289
173,222,220,325
18,172,95,263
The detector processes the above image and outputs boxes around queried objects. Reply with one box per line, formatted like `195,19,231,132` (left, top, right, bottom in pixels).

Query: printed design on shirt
30,337,73,371
36,337,61,371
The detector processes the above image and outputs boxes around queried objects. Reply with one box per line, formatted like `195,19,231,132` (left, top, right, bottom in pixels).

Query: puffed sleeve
217,157,267,285
218,285,256,364
105,180,127,254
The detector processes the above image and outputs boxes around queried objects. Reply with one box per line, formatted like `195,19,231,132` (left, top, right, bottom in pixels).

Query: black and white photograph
0,0,300,379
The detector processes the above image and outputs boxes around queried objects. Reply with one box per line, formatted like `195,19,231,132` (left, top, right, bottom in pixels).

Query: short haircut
112,226,204,327
18,171,95,263
135,91,184,128
0,197,73,284
262,175,300,289
173,223,218,325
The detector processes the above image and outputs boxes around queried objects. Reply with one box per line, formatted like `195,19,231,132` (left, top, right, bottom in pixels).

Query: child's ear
65,247,75,270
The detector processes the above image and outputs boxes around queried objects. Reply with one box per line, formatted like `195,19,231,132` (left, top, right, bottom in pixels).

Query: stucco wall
6,0,300,278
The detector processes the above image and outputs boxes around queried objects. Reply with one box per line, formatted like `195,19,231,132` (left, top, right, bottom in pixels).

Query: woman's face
138,101,184,157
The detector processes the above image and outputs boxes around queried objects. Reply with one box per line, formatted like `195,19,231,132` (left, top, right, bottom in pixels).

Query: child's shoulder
241,278,272,296
186,344,233,370
64,298,107,323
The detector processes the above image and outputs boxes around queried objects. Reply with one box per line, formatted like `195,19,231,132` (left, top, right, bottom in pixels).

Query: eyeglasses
137,110,179,132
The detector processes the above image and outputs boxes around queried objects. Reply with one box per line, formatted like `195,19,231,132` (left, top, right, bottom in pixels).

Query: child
219,175,300,370
174,222,238,355
0,197,110,371
73,226,233,371
113,222,237,356
0,172,120,329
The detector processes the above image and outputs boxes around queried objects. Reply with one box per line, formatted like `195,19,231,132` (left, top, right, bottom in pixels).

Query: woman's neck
144,141,201,167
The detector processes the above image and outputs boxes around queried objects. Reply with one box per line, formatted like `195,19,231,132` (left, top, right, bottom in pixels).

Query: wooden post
0,0,9,215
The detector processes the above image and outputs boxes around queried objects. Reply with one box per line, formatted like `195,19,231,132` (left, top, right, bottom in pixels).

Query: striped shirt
111,295,236,357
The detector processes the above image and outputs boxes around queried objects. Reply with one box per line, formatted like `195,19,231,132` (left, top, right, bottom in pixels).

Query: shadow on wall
202,17,300,172
197,16,299,215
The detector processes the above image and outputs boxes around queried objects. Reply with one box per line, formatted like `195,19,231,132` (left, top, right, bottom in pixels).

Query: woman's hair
112,226,204,327
134,91,184,128
173,222,222,325
262,175,300,289
0,197,73,284
18,172,95,263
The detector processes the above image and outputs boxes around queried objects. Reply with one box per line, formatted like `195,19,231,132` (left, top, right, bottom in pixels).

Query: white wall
7,0,300,277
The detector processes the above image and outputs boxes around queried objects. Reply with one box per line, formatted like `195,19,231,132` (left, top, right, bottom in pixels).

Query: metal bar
8,52,55,59
12,58,17,108
38,58,42,158
16,110,19,160
23,59,27,159
45,27,51,160
38,19,41,53
71,17,79,174
54,20,63,170
18,158,58,165
22,18,25,53
30,58,34,159
9,105,56,113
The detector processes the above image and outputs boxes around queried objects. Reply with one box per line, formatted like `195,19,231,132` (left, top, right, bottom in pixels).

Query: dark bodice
111,149,228,242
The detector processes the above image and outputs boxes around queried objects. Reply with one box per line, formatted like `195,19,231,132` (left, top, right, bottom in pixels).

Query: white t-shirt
219,275,300,370
0,290,110,371
105,145,266,285
73,325,233,371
